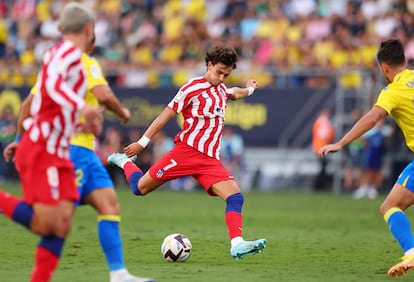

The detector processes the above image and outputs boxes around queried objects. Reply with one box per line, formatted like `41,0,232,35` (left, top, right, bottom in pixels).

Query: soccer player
0,3,100,281
107,43,267,260
318,38,414,277
4,35,154,282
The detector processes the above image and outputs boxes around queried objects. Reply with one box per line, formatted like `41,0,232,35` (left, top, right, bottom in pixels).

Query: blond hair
58,2,94,34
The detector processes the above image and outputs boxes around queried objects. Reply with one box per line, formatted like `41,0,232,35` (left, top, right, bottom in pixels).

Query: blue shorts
70,145,114,205
362,152,383,170
396,160,414,192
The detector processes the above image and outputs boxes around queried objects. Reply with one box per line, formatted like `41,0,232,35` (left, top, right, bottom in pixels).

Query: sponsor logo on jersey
406,79,414,88
90,65,101,78
174,90,184,102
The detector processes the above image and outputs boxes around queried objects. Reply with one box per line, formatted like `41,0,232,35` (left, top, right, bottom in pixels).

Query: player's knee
56,215,73,237
137,185,148,196
30,215,55,236
225,192,244,213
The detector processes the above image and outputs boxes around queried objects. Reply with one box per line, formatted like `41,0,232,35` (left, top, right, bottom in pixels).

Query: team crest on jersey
156,169,165,178
173,90,184,102
406,79,414,88
219,89,225,96
90,65,101,78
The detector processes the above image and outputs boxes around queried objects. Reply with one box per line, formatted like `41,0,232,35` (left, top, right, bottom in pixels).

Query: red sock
124,162,142,182
30,246,59,282
225,211,243,240
0,190,22,218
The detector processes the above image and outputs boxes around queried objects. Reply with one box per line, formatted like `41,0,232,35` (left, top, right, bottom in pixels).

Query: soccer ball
161,233,192,262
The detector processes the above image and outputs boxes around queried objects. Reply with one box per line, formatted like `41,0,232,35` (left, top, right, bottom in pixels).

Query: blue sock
225,193,244,213
98,216,124,271
385,208,414,252
12,202,34,229
39,235,65,257
129,171,143,196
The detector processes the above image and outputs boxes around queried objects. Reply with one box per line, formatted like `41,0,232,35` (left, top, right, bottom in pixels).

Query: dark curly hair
377,38,405,67
205,42,238,69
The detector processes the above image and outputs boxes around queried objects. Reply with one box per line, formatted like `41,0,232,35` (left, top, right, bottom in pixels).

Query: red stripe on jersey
181,77,207,92
61,45,77,59
73,68,85,99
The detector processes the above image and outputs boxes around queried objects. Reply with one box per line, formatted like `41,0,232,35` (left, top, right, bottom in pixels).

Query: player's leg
0,189,34,230
79,149,154,282
210,179,267,260
31,199,75,282
381,161,414,276
85,188,154,282
107,153,167,196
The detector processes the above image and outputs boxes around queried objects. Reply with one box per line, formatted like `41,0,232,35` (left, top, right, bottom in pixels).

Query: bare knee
379,201,390,216
30,215,55,236
86,189,121,215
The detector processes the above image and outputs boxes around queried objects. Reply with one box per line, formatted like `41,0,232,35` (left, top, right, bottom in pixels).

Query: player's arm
3,94,33,162
91,84,130,124
124,107,177,157
318,106,388,157
229,79,259,100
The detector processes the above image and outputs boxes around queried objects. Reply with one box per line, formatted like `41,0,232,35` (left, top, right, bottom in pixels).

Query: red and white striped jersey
168,76,233,160
25,40,86,160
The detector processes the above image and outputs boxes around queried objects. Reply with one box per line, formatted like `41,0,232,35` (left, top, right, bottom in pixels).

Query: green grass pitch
0,184,413,281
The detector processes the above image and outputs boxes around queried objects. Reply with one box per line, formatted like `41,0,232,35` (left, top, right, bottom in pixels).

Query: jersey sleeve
82,55,108,91
374,87,396,114
168,87,192,114
30,83,37,95
219,83,233,98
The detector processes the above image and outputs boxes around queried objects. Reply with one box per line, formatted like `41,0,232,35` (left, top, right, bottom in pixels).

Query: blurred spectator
0,104,16,183
0,0,412,87
342,108,365,191
353,119,393,199
221,127,248,191
312,108,335,190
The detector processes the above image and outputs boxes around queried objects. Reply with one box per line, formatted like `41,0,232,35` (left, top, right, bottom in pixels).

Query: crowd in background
0,0,414,88
0,0,408,191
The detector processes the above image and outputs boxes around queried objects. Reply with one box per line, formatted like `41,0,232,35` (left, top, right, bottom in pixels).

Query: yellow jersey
30,53,107,150
375,69,414,151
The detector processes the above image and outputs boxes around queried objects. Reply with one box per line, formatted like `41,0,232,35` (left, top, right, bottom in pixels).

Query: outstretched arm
91,84,130,124
229,79,259,100
124,107,177,157
318,106,388,157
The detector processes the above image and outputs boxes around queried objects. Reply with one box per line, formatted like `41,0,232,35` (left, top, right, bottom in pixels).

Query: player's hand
81,106,104,135
119,108,130,125
317,143,342,158
246,79,259,90
3,141,18,162
124,142,144,158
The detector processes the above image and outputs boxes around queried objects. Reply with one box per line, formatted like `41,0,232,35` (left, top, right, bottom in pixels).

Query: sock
225,193,244,240
98,215,125,271
231,236,244,248
0,191,33,228
31,236,65,282
110,269,130,282
124,162,143,195
384,207,414,253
